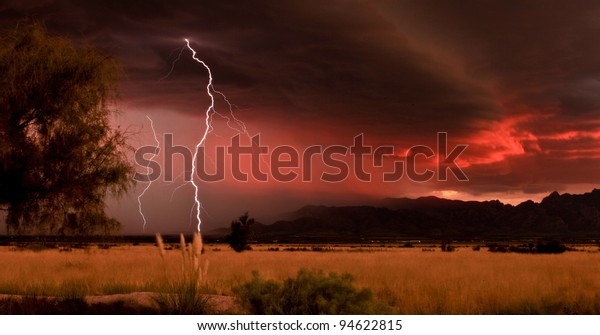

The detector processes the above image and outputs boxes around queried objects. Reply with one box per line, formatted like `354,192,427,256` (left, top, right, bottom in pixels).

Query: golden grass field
1,244,600,314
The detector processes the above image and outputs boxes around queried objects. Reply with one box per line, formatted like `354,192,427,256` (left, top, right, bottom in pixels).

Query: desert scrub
154,233,212,314
234,268,389,314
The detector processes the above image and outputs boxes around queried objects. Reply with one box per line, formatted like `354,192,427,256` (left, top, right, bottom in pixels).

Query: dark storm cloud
397,0,600,118
2,0,600,203
0,0,503,137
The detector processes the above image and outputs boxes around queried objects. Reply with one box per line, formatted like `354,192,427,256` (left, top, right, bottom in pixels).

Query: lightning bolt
185,38,256,232
153,38,256,233
137,115,159,232
183,38,215,233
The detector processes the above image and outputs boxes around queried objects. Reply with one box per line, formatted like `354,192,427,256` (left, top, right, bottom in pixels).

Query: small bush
487,243,509,253
441,241,455,252
234,269,388,314
283,247,310,252
536,240,567,254
508,244,533,254
472,245,481,251
487,241,566,254
311,246,335,252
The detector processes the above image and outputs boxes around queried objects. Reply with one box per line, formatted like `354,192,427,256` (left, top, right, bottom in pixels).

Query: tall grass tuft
154,232,212,314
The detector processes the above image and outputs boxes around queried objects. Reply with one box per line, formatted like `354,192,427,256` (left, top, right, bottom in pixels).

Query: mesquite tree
0,22,133,235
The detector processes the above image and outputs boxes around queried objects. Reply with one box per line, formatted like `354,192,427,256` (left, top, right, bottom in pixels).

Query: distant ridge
206,189,600,242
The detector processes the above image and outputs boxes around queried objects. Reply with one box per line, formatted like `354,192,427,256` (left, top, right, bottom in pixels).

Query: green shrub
234,269,388,314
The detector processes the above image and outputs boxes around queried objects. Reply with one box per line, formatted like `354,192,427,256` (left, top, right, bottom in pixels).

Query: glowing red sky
2,1,600,233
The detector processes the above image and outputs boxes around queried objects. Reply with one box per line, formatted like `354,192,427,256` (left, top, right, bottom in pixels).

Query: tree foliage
0,21,133,235
225,212,254,252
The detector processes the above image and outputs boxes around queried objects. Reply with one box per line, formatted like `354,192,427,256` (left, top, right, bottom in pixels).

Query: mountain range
207,189,600,242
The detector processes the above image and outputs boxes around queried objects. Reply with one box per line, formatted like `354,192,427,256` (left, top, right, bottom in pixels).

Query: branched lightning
137,115,160,232
160,46,185,81
183,39,250,232
184,38,215,233
146,39,254,233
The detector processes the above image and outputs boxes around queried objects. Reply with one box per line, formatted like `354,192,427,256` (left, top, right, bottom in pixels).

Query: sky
1,0,600,234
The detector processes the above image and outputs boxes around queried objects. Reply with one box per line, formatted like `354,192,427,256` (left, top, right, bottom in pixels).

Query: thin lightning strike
184,38,213,233
184,38,250,232
153,39,253,233
137,115,160,232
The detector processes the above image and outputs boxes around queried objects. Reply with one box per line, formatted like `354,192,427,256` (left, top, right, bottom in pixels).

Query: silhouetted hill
236,189,600,241
540,190,600,231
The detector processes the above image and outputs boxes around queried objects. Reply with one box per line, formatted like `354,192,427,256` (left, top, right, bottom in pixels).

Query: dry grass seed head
180,234,186,258
155,233,165,258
